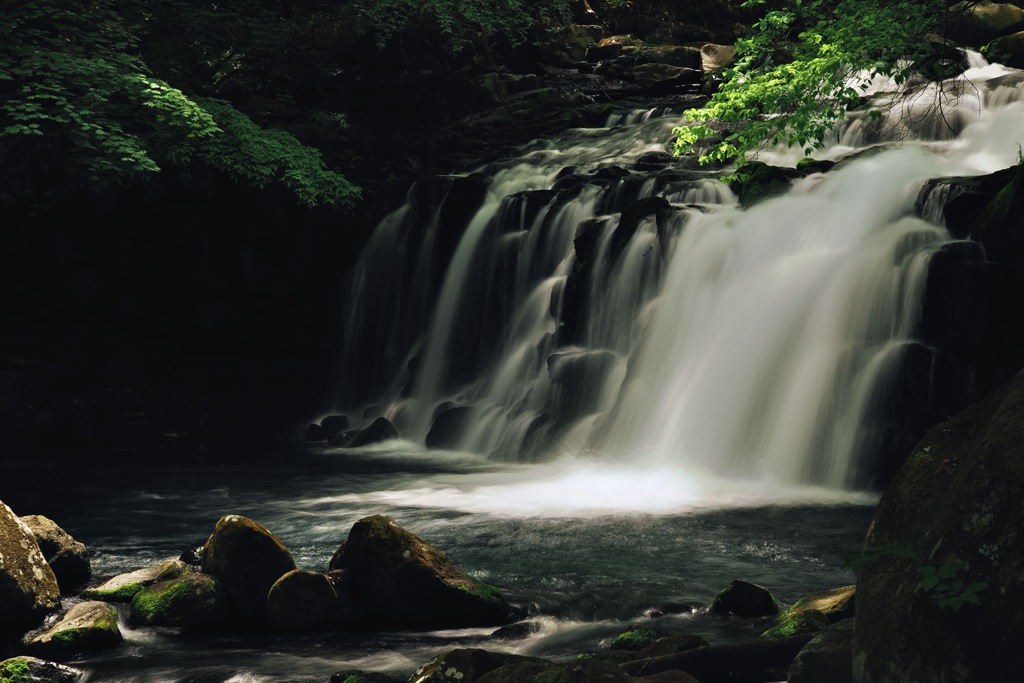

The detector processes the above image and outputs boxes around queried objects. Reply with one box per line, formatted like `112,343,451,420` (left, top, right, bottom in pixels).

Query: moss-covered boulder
410,649,547,683
0,501,60,638
760,608,830,638
201,515,295,618
0,656,83,683
985,30,1024,68
82,559,189,602
329,515,515,629
533,659,635,683
731,162,805,207
853,369,1024,682
19,516,89,593
266,569,349,630
130,572,225,627
789,585,856,623
609,624,665,650
24,601,121,661
711,580,779,617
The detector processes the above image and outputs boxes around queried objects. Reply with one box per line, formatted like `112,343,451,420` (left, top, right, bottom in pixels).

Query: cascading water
334,52,1024,497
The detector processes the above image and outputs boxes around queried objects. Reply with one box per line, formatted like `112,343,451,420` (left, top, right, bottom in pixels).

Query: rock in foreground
24,601,121,661
854,369,1024,682
0,501,61,638
19,515,90,593
330,515,516,629
0,656,83,683
201,515,296,618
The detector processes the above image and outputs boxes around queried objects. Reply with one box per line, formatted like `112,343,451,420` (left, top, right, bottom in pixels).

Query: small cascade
333,52,1024,490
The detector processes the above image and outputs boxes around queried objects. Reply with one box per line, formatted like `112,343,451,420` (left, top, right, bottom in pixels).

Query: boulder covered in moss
638,633,710,658
201,515,295,618
610,624,666,650
130,572,225,627
329,515,515,629
0,501,61,638
711,580,779,617
19,516,89,593
82,559,189,602
853,369,1024,682
266,569,354,630
0,656,83,683
985,30,1024,68
789,585,856,623
24,601,121,661
947,0,1024,46
760,608,830,638
410,649,547,683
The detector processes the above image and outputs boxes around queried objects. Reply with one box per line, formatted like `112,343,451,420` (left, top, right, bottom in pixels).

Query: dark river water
4,439,875,682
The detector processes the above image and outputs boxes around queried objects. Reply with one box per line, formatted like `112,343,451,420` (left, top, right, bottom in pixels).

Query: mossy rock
82,559,189,602
790,618,855,683
731,162,805,207
476,661,553,683
410,649,547,683
760,608,830,638
795,158,836,175
0,656,82,683
25,601,122,661
201,515,295,618
711,579,779,617
329,672,404,683
130,572,225,627
609,624,665,650
853,369,1024,682
790,585,856,623
533,659,634,683
0,501,61,638
20,516,89,593
330,515,515,629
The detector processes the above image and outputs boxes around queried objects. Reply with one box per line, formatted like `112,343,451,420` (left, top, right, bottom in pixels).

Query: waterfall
333,53,1024,490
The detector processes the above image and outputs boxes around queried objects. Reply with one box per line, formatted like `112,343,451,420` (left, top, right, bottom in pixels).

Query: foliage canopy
674,0,971,165
0,0,360,207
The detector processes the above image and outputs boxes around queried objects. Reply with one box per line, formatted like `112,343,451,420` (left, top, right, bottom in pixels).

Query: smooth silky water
11,53,1024,681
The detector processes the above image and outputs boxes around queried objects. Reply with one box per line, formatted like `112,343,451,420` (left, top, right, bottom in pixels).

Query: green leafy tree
0,0,360,207
674,0,973,165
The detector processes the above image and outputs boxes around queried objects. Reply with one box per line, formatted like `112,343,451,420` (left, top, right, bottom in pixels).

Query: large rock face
0,501,60,638
853,369,1024,682
330,515,515,629
201,515,296,618
947,0,1024,45
20,515,90,592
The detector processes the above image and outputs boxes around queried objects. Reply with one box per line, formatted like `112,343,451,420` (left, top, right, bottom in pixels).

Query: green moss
0,659,30,683
760,607,829,638
610,625,663,650
85,581,147,600
460,579,505,604
131,574,222,626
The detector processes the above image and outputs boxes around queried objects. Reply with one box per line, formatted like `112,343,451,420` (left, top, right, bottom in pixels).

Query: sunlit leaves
674,0,957,165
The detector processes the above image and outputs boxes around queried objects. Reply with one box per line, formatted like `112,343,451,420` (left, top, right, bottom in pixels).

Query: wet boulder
732,162,805,207
329,515,515,629
425,406,477,450
985,30,1024,68
789,585,856,624
266,569,350,630
347,417,399,447
83,559,189,602
0,501,61,638
853,369,1024,682
638,633,710,658
19,516,89,593
410,649,547,683
476,661,553,683
711,580,779,617
130,572,226,627
24,601,121,661
789,618,855,683
329,672,404,683
531,659,634,682
0,657,83,683
625,63,701,91
201,515,296,618
947,1,1024,46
